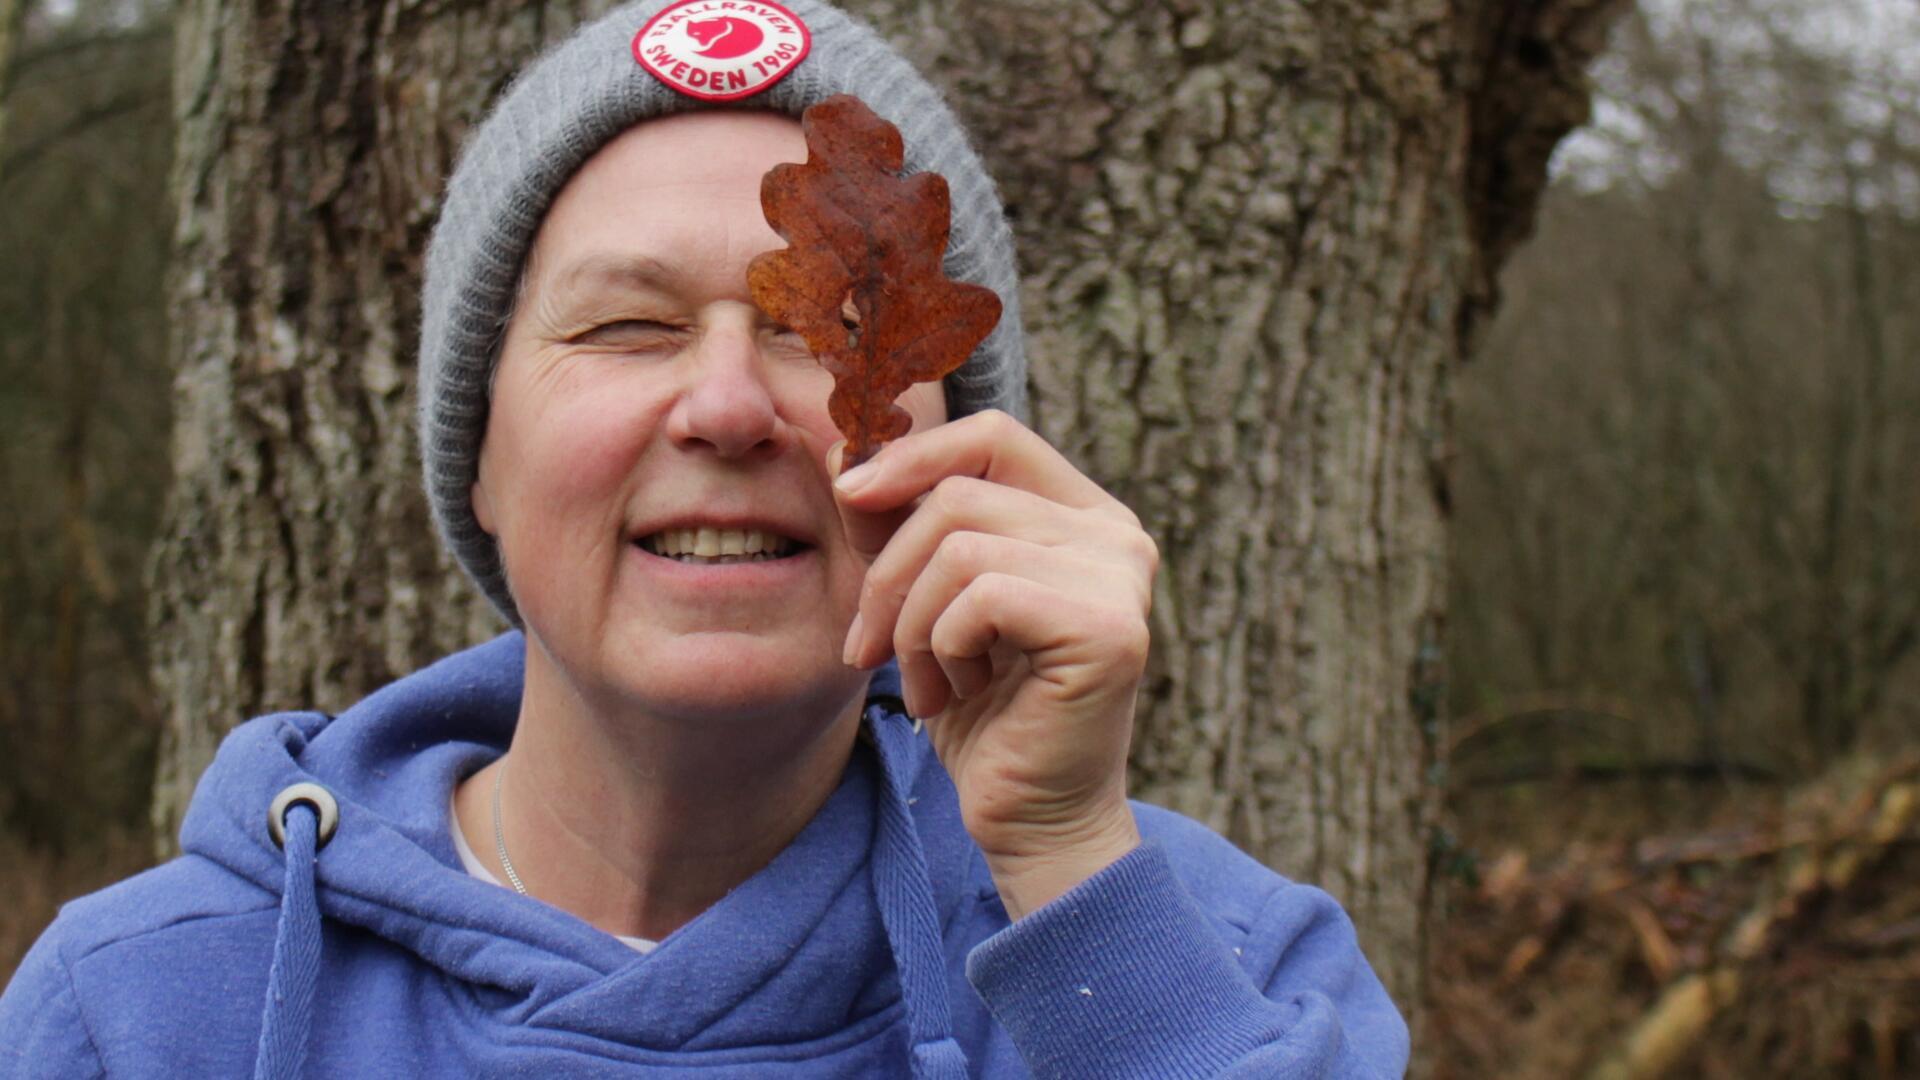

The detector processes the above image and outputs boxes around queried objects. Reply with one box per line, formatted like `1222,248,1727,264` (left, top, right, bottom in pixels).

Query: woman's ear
472,477,497,536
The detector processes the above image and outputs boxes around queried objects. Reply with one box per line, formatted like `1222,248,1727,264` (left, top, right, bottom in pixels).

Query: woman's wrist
979,803,1143,920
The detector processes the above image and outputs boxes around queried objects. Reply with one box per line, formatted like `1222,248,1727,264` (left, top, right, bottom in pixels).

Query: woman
0,2,1408,1076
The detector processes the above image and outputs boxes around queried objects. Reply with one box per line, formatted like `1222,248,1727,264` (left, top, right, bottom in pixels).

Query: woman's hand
832,410,1156,918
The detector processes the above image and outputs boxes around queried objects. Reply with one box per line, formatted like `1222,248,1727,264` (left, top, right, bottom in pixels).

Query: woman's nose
666,323,782,458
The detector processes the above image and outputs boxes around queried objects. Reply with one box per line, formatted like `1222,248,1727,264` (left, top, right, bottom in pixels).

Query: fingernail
842,613,864,666
835,461,877,495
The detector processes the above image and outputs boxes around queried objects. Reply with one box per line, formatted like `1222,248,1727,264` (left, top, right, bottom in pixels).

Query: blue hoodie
1,634,1408,1078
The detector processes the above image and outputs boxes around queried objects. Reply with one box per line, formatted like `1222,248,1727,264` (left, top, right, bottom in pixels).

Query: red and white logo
632,1,812,103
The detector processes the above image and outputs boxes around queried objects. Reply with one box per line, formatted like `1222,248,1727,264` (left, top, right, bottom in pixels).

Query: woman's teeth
642,527,797,563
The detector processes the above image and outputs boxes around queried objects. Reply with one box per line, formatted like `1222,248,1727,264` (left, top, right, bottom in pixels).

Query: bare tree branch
0,84,159,189
2,23,168,97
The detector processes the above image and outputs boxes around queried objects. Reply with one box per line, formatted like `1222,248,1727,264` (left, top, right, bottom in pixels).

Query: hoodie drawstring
866,706,971,1080
256,784,336,1080
248,724,965,1079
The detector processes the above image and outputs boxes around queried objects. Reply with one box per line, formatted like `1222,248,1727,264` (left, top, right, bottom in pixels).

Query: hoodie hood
177,633,975,1076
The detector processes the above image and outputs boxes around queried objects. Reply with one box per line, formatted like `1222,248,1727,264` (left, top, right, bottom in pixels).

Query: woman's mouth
637,527,807,565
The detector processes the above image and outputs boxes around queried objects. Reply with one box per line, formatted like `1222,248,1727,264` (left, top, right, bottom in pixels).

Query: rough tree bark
151,0,1629,1010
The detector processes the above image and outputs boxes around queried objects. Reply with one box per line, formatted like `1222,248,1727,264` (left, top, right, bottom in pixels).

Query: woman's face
473,111,946,726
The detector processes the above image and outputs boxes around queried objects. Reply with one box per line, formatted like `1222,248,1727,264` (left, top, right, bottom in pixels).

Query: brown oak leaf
748,94,1002,466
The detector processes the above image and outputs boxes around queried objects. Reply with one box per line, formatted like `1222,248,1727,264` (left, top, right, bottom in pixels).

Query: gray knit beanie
418,0,1027,626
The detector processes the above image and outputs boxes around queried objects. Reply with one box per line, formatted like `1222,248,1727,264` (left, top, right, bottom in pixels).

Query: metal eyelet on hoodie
860,693,921,736
268,783,340,850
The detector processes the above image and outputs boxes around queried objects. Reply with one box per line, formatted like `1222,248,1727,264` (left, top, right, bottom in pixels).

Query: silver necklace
492,762,529,895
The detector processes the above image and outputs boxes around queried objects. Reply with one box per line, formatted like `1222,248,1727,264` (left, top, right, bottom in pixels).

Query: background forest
2,0,1916,1076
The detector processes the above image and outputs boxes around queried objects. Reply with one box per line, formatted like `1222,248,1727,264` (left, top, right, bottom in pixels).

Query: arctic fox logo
633,0,811,103
686,16,764,59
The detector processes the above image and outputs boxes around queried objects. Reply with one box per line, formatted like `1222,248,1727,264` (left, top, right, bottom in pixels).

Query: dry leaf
748,94,1002,465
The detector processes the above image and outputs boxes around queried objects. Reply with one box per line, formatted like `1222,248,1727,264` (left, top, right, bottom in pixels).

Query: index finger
831,410,1121,517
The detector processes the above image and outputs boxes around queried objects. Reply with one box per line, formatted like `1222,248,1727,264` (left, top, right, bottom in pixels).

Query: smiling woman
460,115,917,932
0,2,1407,1077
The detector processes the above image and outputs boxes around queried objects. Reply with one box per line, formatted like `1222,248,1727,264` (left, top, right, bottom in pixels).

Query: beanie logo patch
632,1,811,103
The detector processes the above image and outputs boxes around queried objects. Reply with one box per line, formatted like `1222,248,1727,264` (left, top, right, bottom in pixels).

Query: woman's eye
577,320,681,348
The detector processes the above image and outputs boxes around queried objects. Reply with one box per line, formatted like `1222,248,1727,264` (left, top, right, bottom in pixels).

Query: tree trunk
152,0,1628,1012
149,0,551,841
